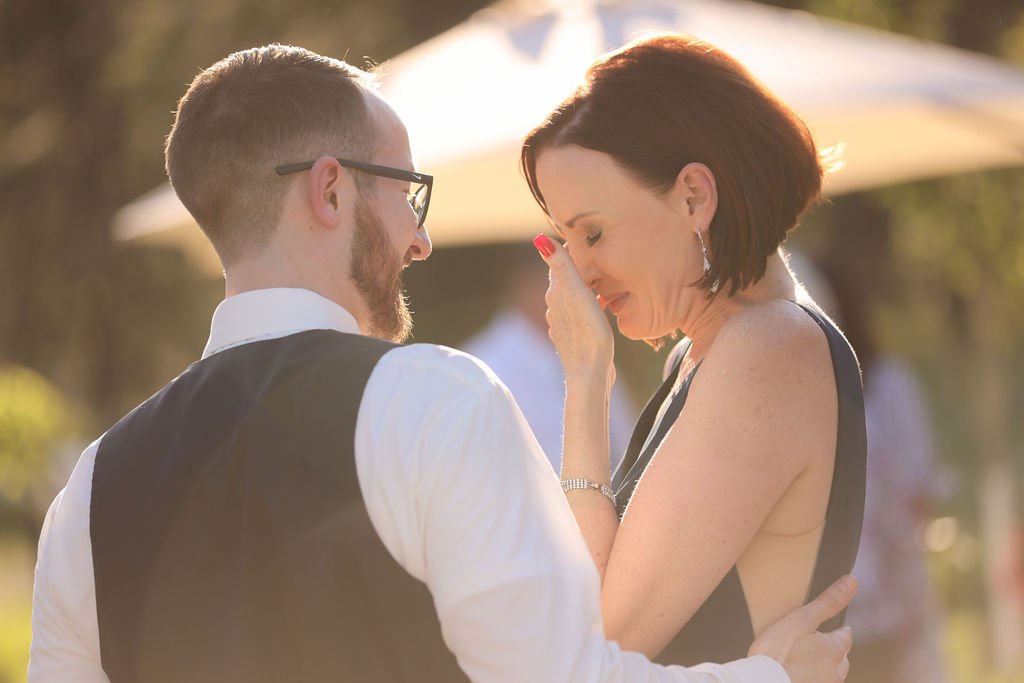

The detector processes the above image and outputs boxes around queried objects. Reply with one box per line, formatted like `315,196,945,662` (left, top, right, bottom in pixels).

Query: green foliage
0,367,73,500
944,608,1024,683
883,169,1024,342
0,599,30,683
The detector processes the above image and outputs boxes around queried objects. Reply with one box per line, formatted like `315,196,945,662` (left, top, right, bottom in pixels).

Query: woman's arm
536,235,621,575
560,366,619,576
599,305,836,657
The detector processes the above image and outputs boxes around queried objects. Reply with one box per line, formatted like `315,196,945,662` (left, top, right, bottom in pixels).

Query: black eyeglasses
275,158,433,228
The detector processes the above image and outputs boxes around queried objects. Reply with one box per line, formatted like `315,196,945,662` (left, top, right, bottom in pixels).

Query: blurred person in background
524,34,867,668
819,262,954,683
28,43,856,683
462,244,636,474
994,523,1024,627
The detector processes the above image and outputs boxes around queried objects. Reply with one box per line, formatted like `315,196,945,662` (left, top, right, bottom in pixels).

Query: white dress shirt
29,287,788,683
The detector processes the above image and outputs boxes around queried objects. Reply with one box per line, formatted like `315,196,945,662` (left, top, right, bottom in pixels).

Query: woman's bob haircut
522,34,825,295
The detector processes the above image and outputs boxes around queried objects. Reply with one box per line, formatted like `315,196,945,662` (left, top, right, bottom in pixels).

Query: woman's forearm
561,371,620,582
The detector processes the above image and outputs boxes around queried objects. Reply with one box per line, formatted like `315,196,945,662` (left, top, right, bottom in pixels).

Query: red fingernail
533,233,556,258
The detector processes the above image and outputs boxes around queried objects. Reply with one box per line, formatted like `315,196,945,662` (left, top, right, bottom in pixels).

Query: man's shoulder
378,343,507,397
381,342,501,383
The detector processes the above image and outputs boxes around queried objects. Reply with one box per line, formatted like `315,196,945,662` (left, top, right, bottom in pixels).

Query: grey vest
90,330,469,682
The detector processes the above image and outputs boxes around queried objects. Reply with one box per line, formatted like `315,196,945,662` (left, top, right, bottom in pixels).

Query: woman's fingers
532,233,598,312
532,234,599,306
532,233,557,259
533,234,583,288
531,233,613,373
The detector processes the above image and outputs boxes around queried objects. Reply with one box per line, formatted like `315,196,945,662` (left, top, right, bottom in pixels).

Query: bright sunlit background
2,0,1023,682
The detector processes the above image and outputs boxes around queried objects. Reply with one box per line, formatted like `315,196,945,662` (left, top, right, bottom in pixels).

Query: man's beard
349,191,413,342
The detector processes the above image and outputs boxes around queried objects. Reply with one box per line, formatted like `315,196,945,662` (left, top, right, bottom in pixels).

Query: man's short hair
165,45,378,264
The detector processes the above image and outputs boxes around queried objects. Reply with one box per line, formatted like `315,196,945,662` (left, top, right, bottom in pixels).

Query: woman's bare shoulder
690,300,837,462
708,299,832,375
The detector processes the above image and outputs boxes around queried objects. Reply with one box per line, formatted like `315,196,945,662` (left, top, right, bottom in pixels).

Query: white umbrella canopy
382,0,1024,244
113,0,1024,263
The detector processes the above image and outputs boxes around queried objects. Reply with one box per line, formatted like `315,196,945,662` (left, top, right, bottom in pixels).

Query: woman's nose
570,249,600,289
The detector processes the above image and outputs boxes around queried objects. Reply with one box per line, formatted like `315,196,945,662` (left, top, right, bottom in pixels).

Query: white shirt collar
202,288,362,359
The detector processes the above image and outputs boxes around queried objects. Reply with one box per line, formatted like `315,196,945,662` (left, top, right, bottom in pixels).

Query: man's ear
673,162,718,234
306,156,348,227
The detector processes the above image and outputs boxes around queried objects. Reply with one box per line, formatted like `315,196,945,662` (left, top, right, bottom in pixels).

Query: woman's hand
532,234,614,386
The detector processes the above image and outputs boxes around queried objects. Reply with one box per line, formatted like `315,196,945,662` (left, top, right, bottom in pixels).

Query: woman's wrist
564,366,613,395
562,379,613,481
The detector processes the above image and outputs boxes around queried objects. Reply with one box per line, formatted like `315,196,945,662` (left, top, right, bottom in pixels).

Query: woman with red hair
526,34,866,666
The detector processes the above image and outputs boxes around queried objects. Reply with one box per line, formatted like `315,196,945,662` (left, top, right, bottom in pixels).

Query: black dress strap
612,339,689,518
796,304,866,630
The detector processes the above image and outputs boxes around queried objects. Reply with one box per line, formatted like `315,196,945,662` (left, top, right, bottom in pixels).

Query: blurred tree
0,0,125,412
0,366,69,499
0,365,74,541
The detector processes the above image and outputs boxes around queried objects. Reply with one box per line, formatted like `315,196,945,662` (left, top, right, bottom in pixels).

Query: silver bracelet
560,478,616,505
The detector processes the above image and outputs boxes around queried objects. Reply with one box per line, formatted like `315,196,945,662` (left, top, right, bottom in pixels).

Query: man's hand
748,575,857,683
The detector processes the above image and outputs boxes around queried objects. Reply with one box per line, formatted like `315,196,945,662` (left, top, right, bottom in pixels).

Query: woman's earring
697,230,720,294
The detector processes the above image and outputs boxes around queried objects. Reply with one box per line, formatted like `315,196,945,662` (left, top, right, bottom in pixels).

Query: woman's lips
603,293,629,314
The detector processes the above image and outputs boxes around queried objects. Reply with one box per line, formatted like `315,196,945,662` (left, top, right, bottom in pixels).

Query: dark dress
611,302,866,666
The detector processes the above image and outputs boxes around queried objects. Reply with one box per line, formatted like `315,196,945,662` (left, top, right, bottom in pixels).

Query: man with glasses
29,44,854,683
